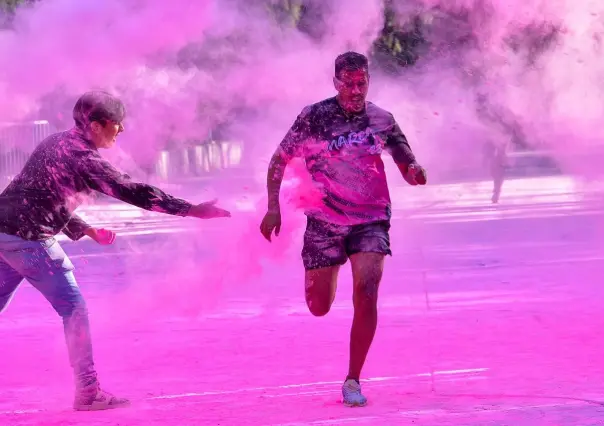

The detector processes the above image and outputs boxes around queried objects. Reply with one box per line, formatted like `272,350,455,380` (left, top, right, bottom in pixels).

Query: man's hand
260,210,282,242
85,228,116,245
187,199,231,219
404,163,427,186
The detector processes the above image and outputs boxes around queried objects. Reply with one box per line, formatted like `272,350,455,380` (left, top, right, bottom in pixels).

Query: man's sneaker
73,388,130,411
342,379,367,407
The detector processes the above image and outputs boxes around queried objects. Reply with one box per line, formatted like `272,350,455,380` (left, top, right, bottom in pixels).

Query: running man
260,52,427,407
0,91,230,411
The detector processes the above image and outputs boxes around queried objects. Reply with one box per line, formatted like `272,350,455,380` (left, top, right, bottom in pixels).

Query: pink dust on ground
2,179,604,425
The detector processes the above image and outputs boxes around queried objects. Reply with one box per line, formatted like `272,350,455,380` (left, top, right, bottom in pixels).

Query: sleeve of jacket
78,150,192,216
62,214,92,241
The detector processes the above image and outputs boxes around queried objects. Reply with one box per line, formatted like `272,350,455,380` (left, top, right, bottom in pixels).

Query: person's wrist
267,202,280,213
267,194,280,212
181,203,193,217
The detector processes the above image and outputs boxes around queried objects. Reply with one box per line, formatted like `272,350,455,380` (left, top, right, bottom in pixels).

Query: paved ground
1,175,604,425
67,175,593,237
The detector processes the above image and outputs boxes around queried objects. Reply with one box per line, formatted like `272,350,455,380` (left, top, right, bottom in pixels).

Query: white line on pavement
0,369,488,416
147,368,488,401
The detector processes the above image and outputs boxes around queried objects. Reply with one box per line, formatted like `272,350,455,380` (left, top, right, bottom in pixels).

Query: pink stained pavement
0,171,603,425
1,221,604,425
1,294,604,425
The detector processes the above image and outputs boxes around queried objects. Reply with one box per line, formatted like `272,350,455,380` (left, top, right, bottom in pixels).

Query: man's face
90,120,124,149
334,68,369,113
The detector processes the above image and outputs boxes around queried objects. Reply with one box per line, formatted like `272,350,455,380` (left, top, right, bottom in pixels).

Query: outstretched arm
78,151,193,216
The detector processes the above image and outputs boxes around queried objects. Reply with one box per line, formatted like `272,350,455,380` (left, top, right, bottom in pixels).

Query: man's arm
260,107,311,241
385,115,426,185
267,150,289,212
78,152,192,216
266,106,312,211
385,116,416,167
62,214,92,241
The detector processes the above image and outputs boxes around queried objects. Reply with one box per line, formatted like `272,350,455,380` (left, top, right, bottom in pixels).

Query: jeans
0,233,98,391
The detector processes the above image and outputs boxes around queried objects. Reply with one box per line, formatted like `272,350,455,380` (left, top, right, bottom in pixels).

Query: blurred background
0,0,567,199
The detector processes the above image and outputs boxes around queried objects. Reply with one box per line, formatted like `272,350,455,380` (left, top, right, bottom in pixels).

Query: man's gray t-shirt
279,97,416,226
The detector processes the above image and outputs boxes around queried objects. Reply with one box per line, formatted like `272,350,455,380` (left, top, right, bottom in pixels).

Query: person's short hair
335,51,369,78
73,91,126,129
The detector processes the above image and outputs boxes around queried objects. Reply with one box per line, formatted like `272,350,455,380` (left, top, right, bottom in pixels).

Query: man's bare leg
347,252,385,382
305,265,340,316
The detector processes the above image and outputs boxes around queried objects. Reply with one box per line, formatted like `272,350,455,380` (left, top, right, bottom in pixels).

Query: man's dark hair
73,91,126,129
335,51,369,78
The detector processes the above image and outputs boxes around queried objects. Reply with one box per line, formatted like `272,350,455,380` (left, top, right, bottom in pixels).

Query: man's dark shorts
302,217,391,270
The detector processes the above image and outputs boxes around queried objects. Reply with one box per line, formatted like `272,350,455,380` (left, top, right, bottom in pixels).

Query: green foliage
265,0,303,28
266,0,427,72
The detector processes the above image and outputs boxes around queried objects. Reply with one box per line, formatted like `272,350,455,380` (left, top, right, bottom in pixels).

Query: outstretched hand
187,199,231,219
260,210,281,242
85,228,116,245
404,163,427,186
